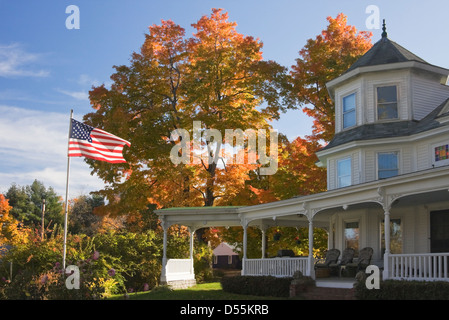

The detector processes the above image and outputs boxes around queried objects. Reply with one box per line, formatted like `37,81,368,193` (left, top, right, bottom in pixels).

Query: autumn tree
0,194,14,246
0,194,30,247
290,13,372,142
69,194,104,236
84,8,291,220
218,14,373,254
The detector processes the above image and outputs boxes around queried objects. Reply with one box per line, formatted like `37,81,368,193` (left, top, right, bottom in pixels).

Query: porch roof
156,165,449,229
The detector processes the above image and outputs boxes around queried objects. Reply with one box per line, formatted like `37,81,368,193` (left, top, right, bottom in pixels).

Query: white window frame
377,151,400,180
336,157,352,188
342,92,356,129
431,142,449,167
344,219,360,254
376,85,399,121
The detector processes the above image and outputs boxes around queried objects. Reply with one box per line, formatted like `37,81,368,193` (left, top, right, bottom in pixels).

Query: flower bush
0,229,167,299
0,248,125,300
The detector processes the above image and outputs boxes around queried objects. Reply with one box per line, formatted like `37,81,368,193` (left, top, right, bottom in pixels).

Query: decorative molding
375,186,403,211
160,216,170,230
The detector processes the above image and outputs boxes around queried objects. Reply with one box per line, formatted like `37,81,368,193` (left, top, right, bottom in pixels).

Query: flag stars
70,119,93,142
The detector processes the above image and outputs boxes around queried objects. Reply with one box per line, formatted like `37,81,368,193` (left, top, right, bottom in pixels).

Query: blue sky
1,0,449,198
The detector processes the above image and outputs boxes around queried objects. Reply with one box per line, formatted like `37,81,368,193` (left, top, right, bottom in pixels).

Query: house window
337,157,351,188
343,93,356,129
377,86,398,120
381,219,402,254
378,152,399,179
345,221,359,254
435,144,449,162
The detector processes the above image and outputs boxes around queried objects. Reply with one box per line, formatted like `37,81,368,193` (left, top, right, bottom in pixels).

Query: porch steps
302,287,356,300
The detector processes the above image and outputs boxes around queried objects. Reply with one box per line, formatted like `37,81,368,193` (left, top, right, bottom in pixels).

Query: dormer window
377,86,398,120
343,93,356,129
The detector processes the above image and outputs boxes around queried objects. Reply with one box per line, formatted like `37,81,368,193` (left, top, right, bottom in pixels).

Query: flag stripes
68,119,131,163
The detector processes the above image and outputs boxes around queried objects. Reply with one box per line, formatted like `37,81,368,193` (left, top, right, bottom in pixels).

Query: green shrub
0,230,163,299
355,279,449,300
0,252,125,300
221,275,293,297
91,230,162,292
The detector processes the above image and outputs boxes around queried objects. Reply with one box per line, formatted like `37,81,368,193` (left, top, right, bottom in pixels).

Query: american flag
68,119,131,163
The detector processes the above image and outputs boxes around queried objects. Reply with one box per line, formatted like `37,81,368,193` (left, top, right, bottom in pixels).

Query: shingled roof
321,98,449,151
345,23,429,74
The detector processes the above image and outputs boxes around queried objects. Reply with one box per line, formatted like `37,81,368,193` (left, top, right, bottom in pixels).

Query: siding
412,72,449,120
364,150,376,183
416,142,430,171
402,146,413,174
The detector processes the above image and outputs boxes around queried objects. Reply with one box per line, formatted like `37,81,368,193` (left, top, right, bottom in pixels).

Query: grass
109,281,290,300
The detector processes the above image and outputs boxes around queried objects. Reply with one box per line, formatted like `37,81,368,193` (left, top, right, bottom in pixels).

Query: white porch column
160,218,169,283
241,219,248,275
188,227,196,276
261,225,267,259
307,218,315,278
383,209,391,280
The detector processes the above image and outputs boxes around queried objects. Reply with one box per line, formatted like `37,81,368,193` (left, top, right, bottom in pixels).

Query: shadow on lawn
110,282,289,300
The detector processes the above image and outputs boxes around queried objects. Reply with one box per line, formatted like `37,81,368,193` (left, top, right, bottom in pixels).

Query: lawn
110,282,289,300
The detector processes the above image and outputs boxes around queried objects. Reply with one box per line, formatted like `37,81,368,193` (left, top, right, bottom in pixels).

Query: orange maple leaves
290,13,372,142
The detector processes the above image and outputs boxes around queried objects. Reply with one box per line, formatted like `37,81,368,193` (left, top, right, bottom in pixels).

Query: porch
159,252,449,288
156,165,449,288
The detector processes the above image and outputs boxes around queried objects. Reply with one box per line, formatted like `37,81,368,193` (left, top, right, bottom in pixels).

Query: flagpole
62,109,73,270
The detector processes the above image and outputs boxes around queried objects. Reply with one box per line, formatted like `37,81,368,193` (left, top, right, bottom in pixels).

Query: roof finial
381,19,388,39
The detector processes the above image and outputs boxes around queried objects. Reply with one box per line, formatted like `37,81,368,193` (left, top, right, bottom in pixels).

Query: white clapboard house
156,26,449,288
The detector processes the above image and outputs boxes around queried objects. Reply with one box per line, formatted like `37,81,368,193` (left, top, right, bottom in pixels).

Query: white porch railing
389,253,449,281
163,258,195,282
243,257,309,277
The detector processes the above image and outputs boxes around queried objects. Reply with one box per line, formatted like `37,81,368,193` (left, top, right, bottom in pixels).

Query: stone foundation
164,279,197,289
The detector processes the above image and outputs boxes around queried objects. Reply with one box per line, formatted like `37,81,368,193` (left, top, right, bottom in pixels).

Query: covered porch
156,165,449,288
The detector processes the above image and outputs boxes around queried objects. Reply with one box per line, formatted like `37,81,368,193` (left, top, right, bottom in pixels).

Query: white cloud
0,105,105,198
78,74,100,87
56,88,89,101
0,43,50,78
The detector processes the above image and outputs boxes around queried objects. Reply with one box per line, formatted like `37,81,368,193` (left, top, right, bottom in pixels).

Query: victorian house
156,25,449,288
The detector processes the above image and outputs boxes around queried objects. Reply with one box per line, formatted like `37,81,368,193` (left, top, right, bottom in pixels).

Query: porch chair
314,249,340,277
346,247,373,275
329,247,355,277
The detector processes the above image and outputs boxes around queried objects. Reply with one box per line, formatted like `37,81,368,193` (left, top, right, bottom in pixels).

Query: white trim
327,61,449,97
317,126,449,159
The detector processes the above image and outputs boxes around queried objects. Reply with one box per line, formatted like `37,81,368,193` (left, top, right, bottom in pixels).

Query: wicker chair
346,247,373,274
314,249,340,277
329,248,355,277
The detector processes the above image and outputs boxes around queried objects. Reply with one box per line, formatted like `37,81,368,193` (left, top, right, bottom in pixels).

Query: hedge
355,279,449,300
220,275,292,297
